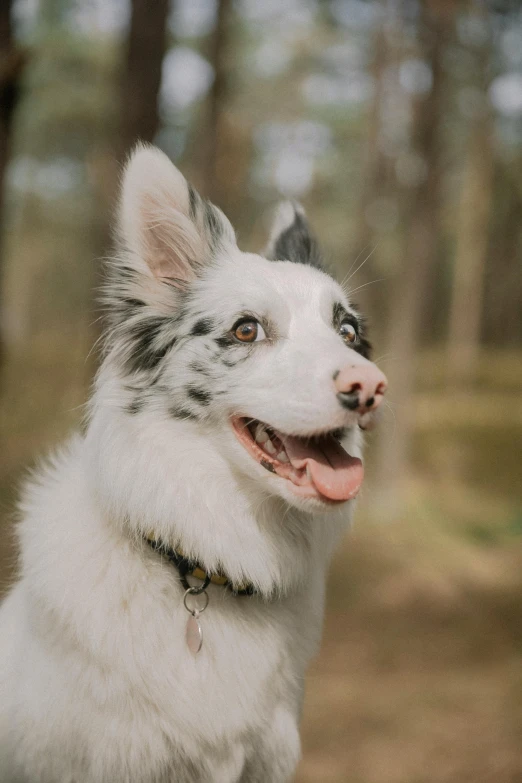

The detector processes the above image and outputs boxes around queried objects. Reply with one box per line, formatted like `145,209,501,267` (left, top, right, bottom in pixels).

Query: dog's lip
230,416,364,503
231,416,295,478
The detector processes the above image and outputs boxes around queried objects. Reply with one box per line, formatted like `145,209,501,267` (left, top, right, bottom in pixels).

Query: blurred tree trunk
119,0,170,159
372,0,455,514
92,0,170,216
447,114,494,383
95,0,169,229
204,0,231,200
0,0,25,370
350,9,391,301
484,161,522,346
202,0,243,221
200,0,253,228
447,11,493,384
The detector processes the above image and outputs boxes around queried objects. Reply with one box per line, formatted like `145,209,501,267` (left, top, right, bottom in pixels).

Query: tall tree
0,0,25,369
484,160,522,347
447,9,494,384
119,0,170,159
202,0,246,223
204,0,231,199
89,0,170,227
91,0,170,230
349,8,392,315
447,112,494,382
372,0,456,513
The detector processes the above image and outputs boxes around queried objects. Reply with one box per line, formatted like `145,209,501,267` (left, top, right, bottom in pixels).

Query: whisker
343,245,378,287
340,244,372,287
344,277,388,298
382,399,397,445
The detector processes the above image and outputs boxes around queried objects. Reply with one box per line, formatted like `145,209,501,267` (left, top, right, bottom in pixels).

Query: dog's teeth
277,450,289,463
255,424,268,444
264,440,276,455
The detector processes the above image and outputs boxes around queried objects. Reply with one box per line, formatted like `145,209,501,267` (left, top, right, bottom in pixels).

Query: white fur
0,146,379,782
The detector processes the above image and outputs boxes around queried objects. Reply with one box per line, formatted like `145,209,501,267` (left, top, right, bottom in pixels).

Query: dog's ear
117,144,235,287
264,201,323,269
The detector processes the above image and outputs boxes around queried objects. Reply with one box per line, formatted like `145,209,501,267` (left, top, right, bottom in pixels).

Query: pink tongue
280,433,364,501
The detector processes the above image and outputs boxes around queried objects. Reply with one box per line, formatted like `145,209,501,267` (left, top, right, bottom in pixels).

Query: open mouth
231,417,363,503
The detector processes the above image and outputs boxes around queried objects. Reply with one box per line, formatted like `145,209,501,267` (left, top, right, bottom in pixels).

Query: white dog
0,145,387,783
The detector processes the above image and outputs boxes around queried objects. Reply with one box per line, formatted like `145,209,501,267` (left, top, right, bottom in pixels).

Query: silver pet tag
186,610,202,654
183,588,209,655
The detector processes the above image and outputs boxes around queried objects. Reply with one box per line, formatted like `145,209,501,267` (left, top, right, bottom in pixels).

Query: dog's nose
334,364,387,413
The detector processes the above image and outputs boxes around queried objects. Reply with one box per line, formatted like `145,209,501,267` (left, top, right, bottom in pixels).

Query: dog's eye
340,321,357,345
232,319,266,343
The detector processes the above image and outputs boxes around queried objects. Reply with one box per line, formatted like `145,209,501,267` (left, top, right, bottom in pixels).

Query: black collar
145,536,256,596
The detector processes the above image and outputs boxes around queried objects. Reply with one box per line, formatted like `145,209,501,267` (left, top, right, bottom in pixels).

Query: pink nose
334,363,387,413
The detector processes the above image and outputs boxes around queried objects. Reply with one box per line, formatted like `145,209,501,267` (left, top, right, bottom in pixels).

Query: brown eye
232,319,266,343
340,321,357,344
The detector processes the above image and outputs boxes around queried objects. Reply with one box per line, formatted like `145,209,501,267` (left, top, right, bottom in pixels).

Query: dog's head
95,145,386,518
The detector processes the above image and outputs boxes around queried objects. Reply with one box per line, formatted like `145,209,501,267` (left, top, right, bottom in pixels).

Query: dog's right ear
264,201,323,269
117,144,235,288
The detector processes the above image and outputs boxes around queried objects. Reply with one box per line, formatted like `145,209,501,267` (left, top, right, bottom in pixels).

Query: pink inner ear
146,227,197,285
148,253,195,286
140,192,202,286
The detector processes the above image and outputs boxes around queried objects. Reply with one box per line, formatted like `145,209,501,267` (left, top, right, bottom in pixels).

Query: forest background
1,1,521,780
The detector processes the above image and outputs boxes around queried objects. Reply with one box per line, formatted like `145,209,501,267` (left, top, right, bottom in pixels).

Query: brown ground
296,486,522,783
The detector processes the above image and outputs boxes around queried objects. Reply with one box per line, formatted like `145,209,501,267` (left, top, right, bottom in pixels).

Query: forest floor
1,347,522,782
296,480,522,783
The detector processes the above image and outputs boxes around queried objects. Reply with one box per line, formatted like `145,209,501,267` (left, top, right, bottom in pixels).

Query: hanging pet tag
183,587,209,655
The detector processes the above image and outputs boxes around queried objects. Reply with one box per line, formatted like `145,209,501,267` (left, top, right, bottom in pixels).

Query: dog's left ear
264,201,323,269
117,144,236,287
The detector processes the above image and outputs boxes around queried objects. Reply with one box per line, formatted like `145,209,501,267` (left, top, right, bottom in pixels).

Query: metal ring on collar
183,587,209,613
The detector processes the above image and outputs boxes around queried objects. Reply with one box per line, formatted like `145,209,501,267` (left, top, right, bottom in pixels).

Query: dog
0,144,387,783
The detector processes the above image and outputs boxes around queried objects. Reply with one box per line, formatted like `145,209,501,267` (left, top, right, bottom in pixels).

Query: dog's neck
85,399,343,598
